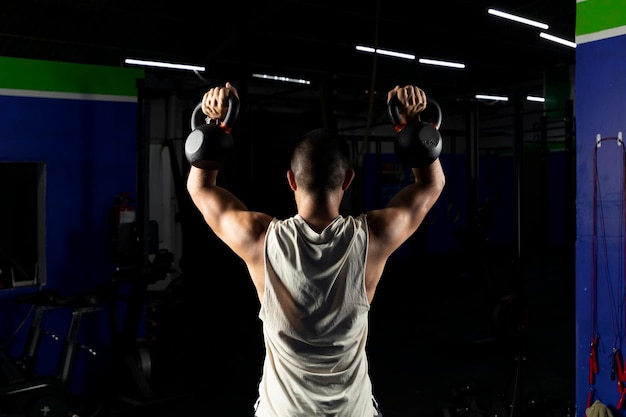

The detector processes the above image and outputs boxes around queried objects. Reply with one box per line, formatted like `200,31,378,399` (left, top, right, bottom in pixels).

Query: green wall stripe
0,56,144,96
576,0,626,39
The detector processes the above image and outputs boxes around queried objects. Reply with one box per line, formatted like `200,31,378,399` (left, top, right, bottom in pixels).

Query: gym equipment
0,290,101,417
89,244,188,417
388,95,442,168
91,86,189,417
184,93,240,170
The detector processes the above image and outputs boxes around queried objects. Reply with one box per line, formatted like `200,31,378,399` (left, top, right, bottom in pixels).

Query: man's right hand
202,82,239,121
387,85,427,124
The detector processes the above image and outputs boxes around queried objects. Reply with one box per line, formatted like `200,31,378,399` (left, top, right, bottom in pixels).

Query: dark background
1,0,576,111
0,1,578,416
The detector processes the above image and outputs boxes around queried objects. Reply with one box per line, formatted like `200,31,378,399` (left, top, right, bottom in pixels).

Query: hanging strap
591,133,626,405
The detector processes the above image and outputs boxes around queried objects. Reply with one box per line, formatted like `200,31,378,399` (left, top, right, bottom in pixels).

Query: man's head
289,128,353,200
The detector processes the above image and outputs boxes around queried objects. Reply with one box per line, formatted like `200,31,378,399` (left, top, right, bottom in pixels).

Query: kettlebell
185,93,240,170
387,95,442,168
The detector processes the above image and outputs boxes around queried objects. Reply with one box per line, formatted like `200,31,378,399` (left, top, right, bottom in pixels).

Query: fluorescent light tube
124,58,205,72
356,45,376,53
539,32,576,48
475,94,509,102
356,46,464,68
252,73,311,85
355,45,415,61
376,49,415,60
418,58,465,69
487,8,549,29
526,95,546,102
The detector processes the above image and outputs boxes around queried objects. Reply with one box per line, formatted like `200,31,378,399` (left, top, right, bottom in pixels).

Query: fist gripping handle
185,94,240,170
388,95,442,168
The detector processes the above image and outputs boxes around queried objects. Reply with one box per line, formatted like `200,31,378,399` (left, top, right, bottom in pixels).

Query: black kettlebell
388,95,442,168
185,93,240,170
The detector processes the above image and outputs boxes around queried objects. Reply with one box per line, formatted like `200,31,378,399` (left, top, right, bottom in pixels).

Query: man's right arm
186,83,273,290
363,85,446,301
371,84,445,252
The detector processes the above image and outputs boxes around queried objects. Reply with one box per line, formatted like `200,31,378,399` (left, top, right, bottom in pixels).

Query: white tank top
255,214,377,417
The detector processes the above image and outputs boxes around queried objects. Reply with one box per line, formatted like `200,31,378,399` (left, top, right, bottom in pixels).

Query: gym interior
0,2,625,417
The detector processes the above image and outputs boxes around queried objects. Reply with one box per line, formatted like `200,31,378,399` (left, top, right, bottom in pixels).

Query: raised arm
364,85,445,298
186,83,273,288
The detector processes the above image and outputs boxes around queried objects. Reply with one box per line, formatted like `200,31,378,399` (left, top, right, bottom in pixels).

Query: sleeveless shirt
255,214,376,417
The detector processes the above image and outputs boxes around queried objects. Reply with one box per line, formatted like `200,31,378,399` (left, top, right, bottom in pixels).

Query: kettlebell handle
190,93,240,132
387,95,442,131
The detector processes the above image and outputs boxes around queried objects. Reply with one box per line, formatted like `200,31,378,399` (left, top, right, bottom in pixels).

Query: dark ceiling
1,0,576,118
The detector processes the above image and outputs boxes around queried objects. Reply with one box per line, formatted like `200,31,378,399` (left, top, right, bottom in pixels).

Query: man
186,82,445,417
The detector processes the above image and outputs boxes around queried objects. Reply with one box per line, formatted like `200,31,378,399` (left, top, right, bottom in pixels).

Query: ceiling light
539,32,577,48
418,58,465,69
252,73,311,85
355,45,415,61
475,94,509,102
526,95,546,102
124,58,205,72
487,8,549,29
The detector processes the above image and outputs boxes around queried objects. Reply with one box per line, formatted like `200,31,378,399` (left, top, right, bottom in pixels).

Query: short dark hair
290,128,351,198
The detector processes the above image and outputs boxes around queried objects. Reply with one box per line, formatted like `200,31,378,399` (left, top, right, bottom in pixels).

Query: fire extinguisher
110,192,136,262
112,192,136,226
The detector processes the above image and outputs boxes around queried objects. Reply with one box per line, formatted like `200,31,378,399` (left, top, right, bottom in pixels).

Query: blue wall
575,34,626,412
0,59,141,395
